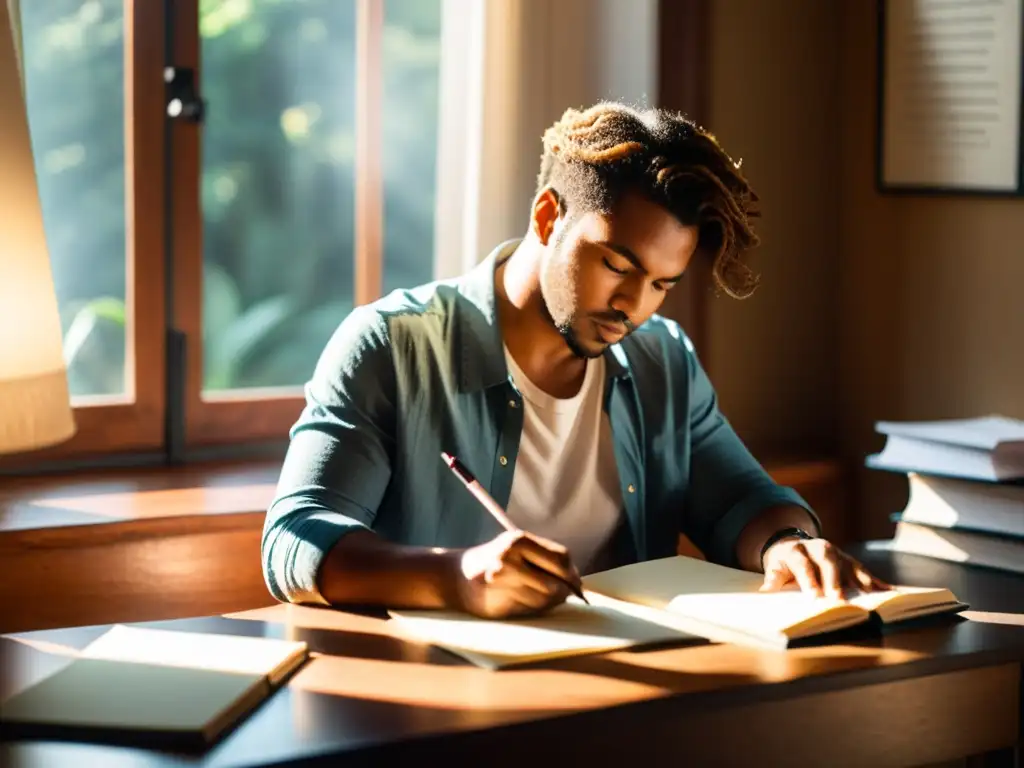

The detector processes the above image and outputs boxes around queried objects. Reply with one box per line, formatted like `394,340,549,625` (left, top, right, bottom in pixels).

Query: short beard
540,224,599,360
548,307,597,360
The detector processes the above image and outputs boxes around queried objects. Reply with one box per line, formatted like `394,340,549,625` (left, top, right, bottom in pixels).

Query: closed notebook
0,625,308,749
389,555,966,669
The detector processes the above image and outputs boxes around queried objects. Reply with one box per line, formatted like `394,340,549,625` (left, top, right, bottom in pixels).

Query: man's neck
496,239,587,399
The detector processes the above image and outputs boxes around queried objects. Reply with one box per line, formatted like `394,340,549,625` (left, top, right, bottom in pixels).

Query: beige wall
702,0,842,459
702,0,1024,538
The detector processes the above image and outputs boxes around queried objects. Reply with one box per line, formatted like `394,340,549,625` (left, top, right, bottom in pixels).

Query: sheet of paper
389,598,693,664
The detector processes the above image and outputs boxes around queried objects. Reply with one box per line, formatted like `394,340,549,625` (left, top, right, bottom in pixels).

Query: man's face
538,190,699,359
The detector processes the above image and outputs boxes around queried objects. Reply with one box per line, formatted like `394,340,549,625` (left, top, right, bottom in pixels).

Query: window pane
20,1,127,399
381,0,442,295
201,0,357,392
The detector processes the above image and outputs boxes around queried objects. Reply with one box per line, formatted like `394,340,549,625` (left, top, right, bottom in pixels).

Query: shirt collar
456,239,630,393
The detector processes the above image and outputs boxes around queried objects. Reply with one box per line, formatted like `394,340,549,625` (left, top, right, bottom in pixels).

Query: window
16,0,166,462
12,0,443,465
22,0,127,399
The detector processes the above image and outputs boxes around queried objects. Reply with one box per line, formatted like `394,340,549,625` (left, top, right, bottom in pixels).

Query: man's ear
531,187,564,245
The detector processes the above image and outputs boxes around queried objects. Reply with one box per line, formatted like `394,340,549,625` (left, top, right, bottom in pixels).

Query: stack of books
867,415,1024,574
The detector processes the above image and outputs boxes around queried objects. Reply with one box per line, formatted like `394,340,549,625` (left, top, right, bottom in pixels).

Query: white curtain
0,0,76,455
432,0,659,279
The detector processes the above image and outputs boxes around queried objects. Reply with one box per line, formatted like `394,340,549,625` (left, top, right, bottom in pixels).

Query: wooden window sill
0,460,282,634
0,459,281,533
0,456,850,633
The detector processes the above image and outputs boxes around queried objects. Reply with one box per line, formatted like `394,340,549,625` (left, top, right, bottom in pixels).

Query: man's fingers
816,545,845,599
759,566,789,592
513,583,565,612
509,558,558,594
854,567,891,593
516,561,571,600
841,553,891,593
789,545,824,596
508,567,570,613
514,536,579,587
523,531,569,556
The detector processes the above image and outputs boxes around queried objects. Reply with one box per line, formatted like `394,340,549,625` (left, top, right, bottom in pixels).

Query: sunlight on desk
288,654,670,711
226,603,398,638
748,643,928,680
28,484,277,520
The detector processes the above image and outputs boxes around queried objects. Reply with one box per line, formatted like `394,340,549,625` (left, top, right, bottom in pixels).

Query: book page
389,598,695,667
582,555,764,610
665,591,865,640
848,585,959,621
583,556,866,640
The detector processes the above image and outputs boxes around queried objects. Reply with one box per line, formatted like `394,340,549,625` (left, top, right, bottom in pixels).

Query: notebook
0,625,309,749
389,555,966,669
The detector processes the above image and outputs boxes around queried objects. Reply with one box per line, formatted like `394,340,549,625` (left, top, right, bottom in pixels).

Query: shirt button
627,484,635,493
499,456,508,466
508,400,517,408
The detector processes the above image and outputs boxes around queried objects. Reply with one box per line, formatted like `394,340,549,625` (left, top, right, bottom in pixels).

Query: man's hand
760,536,891,599
453,530,582,619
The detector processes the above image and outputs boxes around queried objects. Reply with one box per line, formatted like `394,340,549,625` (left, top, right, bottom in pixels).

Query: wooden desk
2,546,1023,767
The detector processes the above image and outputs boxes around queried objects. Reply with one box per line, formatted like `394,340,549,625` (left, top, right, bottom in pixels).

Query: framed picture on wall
876,0,1024,195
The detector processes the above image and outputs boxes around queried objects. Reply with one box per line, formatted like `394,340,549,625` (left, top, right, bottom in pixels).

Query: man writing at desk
263,102,887,619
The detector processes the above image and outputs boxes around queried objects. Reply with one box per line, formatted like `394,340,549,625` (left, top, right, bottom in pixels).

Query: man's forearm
734,504,820,573
316,529,462,609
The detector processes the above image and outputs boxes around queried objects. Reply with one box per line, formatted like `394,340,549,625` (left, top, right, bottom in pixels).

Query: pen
440,451,589,604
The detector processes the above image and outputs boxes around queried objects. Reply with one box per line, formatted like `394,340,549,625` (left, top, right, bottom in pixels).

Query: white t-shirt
503,346,624,574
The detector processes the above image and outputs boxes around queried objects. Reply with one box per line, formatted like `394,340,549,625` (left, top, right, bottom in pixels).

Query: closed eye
602,257,629,275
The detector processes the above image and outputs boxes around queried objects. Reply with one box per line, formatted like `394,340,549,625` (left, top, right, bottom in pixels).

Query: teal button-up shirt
263,241,818,605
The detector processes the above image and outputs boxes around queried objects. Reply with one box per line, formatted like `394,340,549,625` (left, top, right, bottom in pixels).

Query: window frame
168,0,386,449
2,0,167,471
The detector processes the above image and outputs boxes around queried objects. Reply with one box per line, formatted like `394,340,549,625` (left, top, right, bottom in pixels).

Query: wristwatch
760,526,815,570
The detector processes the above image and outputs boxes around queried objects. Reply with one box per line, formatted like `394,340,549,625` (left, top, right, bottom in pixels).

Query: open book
389,556,967,669
0,625,309,749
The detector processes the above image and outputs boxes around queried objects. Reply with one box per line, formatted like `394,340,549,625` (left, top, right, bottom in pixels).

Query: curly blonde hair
537,102,761,299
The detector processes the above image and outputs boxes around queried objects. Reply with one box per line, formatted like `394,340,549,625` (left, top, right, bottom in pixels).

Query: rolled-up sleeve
680,341,819,568
262,307,397,605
